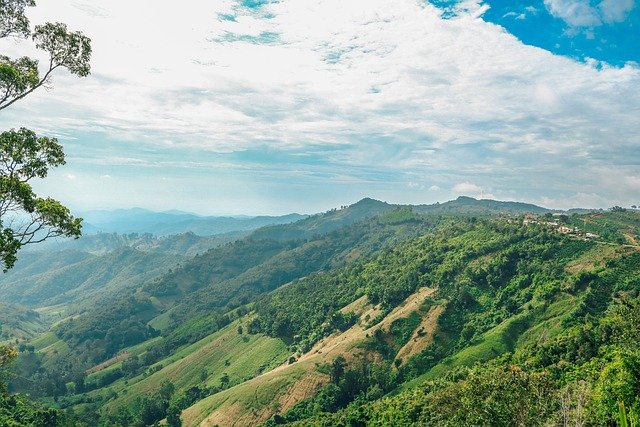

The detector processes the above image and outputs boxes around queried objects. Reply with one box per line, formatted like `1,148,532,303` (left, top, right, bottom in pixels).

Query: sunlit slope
182,288,441,427
183,213,640,426
96,319,288,414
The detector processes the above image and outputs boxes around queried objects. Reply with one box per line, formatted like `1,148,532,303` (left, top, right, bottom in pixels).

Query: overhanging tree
0,0,91,271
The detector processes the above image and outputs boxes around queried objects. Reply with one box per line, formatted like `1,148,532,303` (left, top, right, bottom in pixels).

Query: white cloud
451,182,497,199
429,185,441,192
0,0,638,211
544,0,635,27
544,0,602,27
540,192,611,209
598,0,635,23
453,182,482,194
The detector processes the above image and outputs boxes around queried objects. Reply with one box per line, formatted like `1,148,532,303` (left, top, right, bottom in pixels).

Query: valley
2,198,639,426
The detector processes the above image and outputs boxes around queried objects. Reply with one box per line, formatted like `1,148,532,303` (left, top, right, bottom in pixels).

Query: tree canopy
0,0,91,270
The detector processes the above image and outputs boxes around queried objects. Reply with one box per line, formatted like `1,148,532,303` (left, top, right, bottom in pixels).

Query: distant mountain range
78,208,308,236
76,197,597,237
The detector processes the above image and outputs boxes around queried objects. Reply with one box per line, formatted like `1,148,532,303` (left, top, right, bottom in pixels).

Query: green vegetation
0,0,91,271
1,201,639,426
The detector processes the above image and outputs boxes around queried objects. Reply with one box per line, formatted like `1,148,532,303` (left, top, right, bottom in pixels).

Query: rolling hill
3,199,638,427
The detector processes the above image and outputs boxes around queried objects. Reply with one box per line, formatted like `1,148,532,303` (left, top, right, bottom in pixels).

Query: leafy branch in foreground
0,0,91,271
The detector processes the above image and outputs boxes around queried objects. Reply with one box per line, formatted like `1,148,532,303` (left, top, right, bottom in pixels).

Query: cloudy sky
0,0,638,215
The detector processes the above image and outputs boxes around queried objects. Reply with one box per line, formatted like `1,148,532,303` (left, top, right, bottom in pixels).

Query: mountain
0,233,239,312
79,196,553,237
79,208,307,236
3,200,638,427
0,302,45,344
21,231,242,256
414,195,552,215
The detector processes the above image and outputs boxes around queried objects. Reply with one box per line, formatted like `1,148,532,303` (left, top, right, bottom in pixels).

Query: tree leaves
0,129,81,270
33,22,92,77
0,22,92,111
0,2,91,270
0,0,35,39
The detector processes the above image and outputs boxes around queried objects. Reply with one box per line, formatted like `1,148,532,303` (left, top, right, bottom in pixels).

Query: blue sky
0,0,638,214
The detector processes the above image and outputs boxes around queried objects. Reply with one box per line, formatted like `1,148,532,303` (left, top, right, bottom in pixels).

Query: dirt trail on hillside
292,287,436,366
86,352,130,374
368,287,436,332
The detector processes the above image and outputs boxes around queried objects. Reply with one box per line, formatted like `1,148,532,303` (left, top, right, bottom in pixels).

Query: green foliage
0,15,91,111
0,128,82,270
255,218,573,359
0,0,91,270
288,366,556,427
5,210,640,426
0,392,76,426
592,350,640,425
100,380,176,427
619,401,639,427
0,0,35,38
272,359,397,425
262,213,640,425
54,296,160,365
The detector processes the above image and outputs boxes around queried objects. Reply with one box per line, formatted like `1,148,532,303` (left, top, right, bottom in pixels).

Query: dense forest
1,199,639,426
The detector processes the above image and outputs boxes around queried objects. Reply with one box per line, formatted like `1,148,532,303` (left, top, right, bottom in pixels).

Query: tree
167,402,183,427
330,356,346,384
220,372,230,389
0,346,17,393
0,0,91,271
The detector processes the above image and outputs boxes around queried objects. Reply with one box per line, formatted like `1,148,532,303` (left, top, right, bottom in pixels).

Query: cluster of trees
254,216,640,426
253,219,569,356
3,209,639,425
287,294,640,426
267,357,397,425
100,376,239,427
54,297,160,365
16,209,441,397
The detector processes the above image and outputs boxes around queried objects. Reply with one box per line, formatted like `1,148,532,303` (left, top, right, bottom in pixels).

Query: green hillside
0,303,46,344
2,202,639,427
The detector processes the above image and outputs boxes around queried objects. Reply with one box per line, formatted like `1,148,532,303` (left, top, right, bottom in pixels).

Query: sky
0,0,639,215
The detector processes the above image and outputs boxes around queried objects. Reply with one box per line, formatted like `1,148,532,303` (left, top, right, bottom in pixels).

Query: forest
1,200,639,426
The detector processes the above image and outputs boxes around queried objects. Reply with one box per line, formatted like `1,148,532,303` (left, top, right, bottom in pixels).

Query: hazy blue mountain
0,233,242,310
0,248,182,308
78,208,307,236
22,231,243,257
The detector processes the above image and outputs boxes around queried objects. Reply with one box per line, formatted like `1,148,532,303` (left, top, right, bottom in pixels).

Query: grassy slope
397,227,637,392
401,294,578,389
11,210,637,426
182,288,439,426
91,319,289,414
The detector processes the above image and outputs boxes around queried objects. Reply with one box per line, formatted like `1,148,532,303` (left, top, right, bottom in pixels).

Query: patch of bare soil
394,305,444,366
